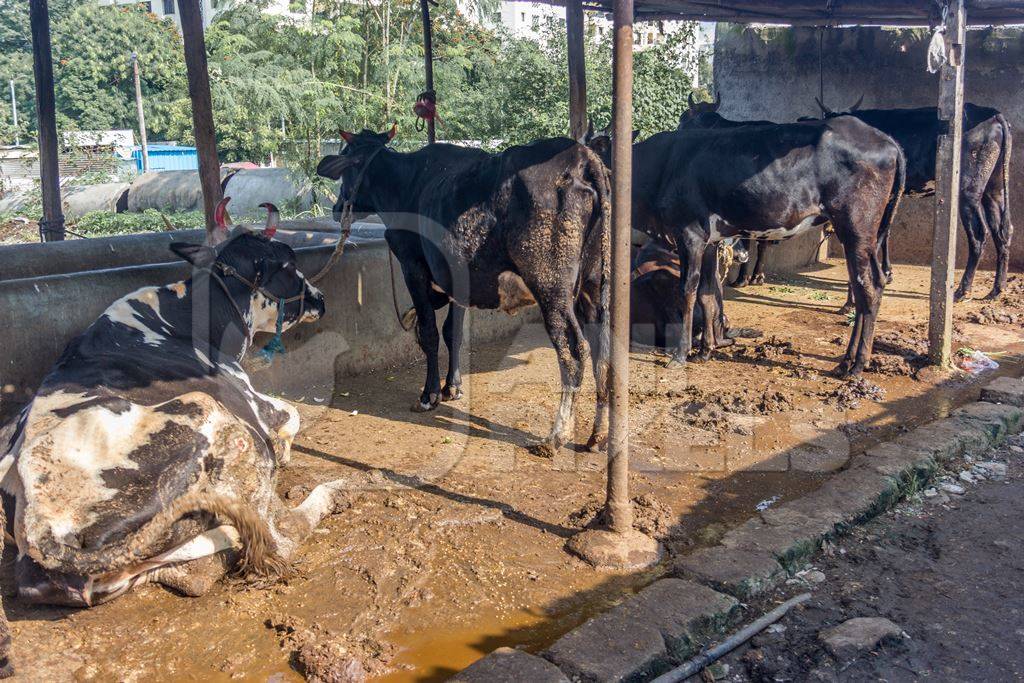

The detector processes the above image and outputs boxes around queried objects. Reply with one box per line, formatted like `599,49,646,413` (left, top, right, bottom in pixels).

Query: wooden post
419,0,435,144
177,0,222,236
29,0,64,242
928,0,966,367
131,52,149,173
566,0,587,140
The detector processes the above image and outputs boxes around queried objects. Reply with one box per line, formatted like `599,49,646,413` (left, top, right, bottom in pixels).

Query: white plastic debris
940,481,966,495
927,26,948,73
956,349,999,375
756,495,780,512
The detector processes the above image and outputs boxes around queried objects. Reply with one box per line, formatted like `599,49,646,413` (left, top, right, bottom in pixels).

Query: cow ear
340,130,355,144
316,155,345,180
170,242,217,268
386,122,397,142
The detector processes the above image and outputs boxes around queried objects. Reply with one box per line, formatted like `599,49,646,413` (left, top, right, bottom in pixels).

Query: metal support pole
566,0,587,140
29,0,65,242
9,80,19,146
928,0,965,367
565,0,659,570
419,0,435,144
131,53,149,173
177,0,222,236
606,0,634,537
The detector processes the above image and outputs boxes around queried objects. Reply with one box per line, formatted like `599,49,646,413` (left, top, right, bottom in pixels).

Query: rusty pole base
566,528,662,570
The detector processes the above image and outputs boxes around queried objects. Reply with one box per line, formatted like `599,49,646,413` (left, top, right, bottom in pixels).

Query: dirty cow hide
318,129,611,457
0,230,345,677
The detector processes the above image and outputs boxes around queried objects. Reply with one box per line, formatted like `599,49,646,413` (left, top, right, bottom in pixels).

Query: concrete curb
451,375,1024,682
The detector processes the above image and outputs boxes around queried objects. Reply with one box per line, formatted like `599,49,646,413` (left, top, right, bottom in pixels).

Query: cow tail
997,113,1013,239
877,137,906,258
31,488,285,578
580,147,611,340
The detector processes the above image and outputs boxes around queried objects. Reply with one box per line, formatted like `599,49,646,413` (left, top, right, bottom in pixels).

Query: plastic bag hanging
927,26,948,73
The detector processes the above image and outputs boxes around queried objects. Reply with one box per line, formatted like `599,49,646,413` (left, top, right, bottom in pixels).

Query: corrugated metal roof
554,0,1024,26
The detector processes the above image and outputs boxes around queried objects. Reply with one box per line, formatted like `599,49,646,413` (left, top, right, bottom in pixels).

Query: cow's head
316,124,397,221
171,203,325,343
582,120,638,168
678,90,721,128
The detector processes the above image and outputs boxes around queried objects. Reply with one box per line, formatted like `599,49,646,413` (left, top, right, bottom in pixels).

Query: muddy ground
6,261,1024,682
716,433,1024,683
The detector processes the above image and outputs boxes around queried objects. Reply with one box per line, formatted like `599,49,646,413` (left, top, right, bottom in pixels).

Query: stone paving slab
981,376,1024,406
862,441,937,481
450,647,570,683
543,578,736,682
954,400,1024,438
675,546,785,600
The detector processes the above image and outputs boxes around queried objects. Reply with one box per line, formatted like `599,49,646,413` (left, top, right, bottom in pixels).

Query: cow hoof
953,288,969,302
731,279,749,289
665,355,688,369
751,274,766,285
885,271,894,285
528,439,558,458
837,304,853,316
585,432,608,452
411,394,440,412
441,385,463,402
982,289,1002,301
0,657,12,679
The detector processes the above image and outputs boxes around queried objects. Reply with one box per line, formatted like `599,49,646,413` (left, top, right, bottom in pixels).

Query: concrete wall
714,24,1024,271
0,238,529,420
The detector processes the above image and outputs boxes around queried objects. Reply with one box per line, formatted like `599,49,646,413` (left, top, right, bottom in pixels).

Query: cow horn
259,202,279,239
814,96,833,116
386,122,397,142
340,130,354,144
850,93,865,111
214,197,233,229
687,92,696,109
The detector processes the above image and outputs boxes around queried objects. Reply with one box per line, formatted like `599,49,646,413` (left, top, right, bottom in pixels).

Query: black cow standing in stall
677,93,780,289
610,117,906,376
815,98,1014,302
317,127,611,456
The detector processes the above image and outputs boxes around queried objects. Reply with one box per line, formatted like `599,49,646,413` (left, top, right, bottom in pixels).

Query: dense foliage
0,0,706,164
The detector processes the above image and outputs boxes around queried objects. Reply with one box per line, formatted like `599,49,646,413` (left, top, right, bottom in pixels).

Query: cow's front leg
667,231,706,369
259,394,300,466
441,303,466,401
749,240,773,285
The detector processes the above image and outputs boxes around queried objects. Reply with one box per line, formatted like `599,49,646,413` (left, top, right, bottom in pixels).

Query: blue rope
257,298,287,362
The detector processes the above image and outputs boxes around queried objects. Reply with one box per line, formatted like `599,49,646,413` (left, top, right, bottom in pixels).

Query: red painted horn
214,197,233,229
259,202,280,239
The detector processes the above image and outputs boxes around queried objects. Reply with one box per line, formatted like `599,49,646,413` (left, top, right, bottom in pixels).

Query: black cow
678,96,781,289
818,98,1013,301
617,117,905,376
631,238,735,350
317,128,610,456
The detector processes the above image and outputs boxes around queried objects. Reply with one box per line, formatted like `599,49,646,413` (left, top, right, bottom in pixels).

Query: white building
98,0,303,30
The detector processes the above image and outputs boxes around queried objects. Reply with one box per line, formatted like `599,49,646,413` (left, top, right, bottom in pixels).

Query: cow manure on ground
265,613,394,682
966,305,1023,327
567,493,674,538
820,377,886,410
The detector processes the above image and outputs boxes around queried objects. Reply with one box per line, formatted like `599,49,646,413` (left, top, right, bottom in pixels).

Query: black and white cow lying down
0,209,340,675
317,127,611,456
